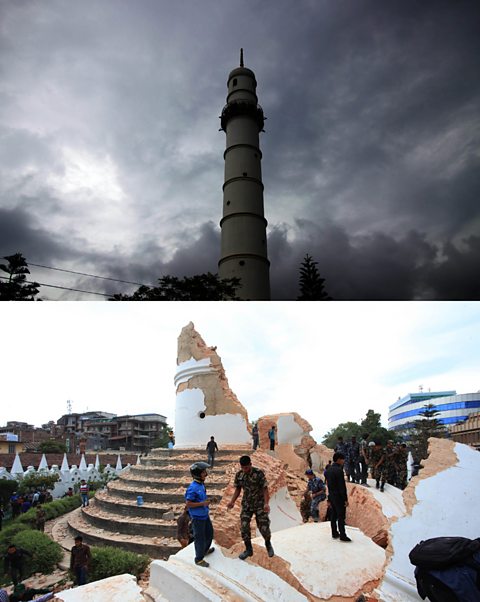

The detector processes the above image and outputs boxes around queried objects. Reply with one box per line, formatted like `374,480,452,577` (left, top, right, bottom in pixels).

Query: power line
28,262,151,287
0,276,113,298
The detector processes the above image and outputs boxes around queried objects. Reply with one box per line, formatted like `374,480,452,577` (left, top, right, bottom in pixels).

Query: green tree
0,253,40,300
38,440,67,453
360,409,395,446
0,480,19,511
297,254,331,300
110,273,240,301
151,424,173,448
408,403,448,462
322,421,361,448
322,409,396,448
18,473,59,495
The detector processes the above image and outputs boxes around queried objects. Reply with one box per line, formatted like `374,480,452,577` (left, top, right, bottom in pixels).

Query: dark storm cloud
0,0,479,299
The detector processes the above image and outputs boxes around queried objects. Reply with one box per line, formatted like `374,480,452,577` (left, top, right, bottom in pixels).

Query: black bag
409,537,480,602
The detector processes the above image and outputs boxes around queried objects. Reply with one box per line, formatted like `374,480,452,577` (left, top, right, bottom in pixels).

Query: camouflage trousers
397,467,407,489
373,465,386,485
240,505,271,543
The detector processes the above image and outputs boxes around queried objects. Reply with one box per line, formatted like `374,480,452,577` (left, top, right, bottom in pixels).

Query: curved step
106,481,223,505
94,490,173,519
81,503,177,538
129,466,228,478
67,507,181,559
146,447,250,459
115,475,228,490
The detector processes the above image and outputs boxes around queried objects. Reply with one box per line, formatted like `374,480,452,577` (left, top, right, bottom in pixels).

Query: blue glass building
388,390,480,431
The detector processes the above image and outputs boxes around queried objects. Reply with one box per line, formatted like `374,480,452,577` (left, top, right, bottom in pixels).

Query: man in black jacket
325,452,351,542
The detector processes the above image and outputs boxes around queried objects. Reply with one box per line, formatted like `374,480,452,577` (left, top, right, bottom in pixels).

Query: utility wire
0,276,113,298
28,262,152,287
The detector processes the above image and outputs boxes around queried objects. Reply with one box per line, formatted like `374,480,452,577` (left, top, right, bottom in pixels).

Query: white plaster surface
256,523,386,599
175,388,250,446
366,478,407,519
378,442,480,601
277,415,304,445
56,574,143,601
38,454,48,470
268,485,303,533
174,357,214,387
149,542,308,601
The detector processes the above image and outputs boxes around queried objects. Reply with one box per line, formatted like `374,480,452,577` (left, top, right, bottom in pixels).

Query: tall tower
218,49,270,300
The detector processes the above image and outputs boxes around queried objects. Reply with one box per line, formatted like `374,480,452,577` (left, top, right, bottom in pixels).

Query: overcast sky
1,1,479,300
1,302,479,442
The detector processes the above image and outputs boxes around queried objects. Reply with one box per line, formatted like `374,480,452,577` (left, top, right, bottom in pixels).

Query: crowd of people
334,434,409,491
8,492,53,521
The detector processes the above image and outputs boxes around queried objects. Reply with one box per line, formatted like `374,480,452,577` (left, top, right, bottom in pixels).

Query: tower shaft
218,54,270,300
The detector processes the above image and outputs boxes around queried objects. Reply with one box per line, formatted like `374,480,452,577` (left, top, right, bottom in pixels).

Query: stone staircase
67,447,249,559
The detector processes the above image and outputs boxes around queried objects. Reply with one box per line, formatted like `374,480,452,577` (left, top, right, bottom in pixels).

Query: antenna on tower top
67,399,72,414
240,48,244,67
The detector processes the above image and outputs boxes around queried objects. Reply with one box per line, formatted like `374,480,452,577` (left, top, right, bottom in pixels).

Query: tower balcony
220,100,265,132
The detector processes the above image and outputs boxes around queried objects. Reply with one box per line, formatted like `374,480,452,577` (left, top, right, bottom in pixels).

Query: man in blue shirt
185,461,215,567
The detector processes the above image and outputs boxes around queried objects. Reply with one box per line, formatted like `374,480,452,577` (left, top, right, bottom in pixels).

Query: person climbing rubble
205,436,219,468
227,455,274,559
304,469,326,522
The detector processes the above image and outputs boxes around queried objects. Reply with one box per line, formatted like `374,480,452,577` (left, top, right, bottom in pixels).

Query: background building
388,390,480,431
449,412,480,450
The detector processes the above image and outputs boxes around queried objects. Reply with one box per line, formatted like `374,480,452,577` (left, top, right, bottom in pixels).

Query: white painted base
175,388,250,447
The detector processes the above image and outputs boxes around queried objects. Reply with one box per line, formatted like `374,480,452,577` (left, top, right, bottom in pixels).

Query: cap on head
368,441,375,447
305,469,314,476
239,455,251,466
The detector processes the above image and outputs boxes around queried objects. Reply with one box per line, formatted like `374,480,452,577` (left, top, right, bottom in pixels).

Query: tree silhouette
408,403,448,462
298,254,331,300
0,253,40,300
110,273,240,301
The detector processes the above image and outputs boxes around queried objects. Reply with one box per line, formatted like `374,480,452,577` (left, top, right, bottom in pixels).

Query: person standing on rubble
185,461,215,568
325,452,351,542
227,455,274,559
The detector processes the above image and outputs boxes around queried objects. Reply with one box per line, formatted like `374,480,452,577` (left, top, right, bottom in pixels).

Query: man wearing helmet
185,461,215,567
227,455,274,559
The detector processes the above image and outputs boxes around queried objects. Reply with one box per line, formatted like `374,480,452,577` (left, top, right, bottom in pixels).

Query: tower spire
240,48,244,67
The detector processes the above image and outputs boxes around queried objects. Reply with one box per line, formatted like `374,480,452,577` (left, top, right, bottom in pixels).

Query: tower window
199,412,206,419
226,200,230,206
232,78,237,87
242,172,247,176
239,260,245,266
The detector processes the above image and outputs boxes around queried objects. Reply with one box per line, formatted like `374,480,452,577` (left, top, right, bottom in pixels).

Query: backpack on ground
409,537,480,602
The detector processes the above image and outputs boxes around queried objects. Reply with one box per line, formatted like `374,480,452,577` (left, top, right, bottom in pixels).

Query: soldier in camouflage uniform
384,440,398,486
370,442,386,491
227,455,274,559
396,443,409,489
